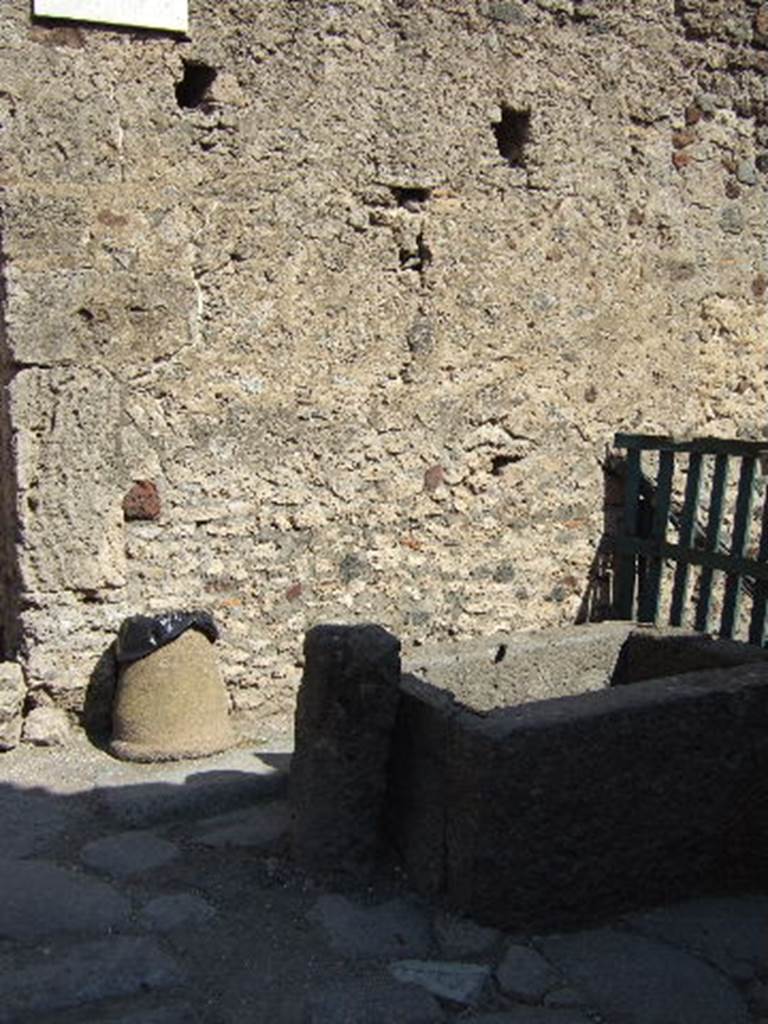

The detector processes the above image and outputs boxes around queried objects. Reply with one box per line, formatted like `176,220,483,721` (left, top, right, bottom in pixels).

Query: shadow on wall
82,641,119,747
575,452,627,625
0,222,22,663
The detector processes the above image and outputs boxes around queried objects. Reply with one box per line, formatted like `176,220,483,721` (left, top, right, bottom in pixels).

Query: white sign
34,0,188,33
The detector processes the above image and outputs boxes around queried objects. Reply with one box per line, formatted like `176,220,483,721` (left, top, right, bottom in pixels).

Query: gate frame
611,433,768,646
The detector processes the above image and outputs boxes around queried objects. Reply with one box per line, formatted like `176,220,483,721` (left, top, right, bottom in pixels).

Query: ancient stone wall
0,0,766,742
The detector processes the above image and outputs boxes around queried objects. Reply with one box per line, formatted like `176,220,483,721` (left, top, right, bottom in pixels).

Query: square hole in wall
492,106,530,167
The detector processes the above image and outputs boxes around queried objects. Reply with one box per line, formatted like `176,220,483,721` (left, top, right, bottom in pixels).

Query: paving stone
537,927,750,1024
389,960,491,1006
623,894,768,982
304,977,445,1023
97,752,289,827
433,912,500,955
81,831,180,877
141,893,216,932
0,786,77,858
75,1006,197,1024
0,857,130,940
543,987,588,1008
749,980,768,1017
193,799,289,849
0,936,182,1022
312,894,433,959
496,943,562,1001
470,1011,595,1023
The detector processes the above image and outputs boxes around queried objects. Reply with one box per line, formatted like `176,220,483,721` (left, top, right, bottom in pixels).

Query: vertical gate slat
720,456,756,639
669,451,703,627
638,450,674,624
614,446,641,619
748,481,768,646
694,453,730,633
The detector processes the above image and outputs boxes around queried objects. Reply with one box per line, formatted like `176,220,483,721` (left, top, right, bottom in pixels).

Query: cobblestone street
1,738,765,1024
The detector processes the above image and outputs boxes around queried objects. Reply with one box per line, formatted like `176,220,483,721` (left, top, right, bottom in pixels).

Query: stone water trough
291,622,768,931
390,621,768,929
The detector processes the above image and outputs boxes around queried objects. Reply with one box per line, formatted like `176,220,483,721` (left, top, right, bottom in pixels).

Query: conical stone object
110,629,234,762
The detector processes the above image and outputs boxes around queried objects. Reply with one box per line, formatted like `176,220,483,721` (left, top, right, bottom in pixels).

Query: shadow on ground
1,739,767,1024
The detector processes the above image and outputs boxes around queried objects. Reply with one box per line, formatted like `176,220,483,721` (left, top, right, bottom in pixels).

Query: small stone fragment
81,831,179,877
406,316,434,356
672,128,696,149
304,978,444,1024
684,105,702,126
488,1,528,24
496,943,562,1002
123,479,161,521
389,960,491,1006
22,706,71,747
695,93,717,114
0,663,25,750
720,207,744,234
424,465,444,492
544,987,588,1008
339,552,368,583
141,893,216,932
492,561,517,584
672,151,692,170
434,912,500,955
736,160,757,185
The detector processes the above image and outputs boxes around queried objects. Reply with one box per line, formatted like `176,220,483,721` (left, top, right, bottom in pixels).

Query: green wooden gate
612,433,768,646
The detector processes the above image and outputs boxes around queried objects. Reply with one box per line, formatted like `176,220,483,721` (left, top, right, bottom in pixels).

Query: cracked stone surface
193,800,290,849
81,831,180,877
304,977,445,1024
0,937,183,1022
0,858,131,940
312,894,433,960
0,742,765,1024
495,943,563,1002
141,894,217,932
536,927,751,1024
389,960,492,1006
434,912,501,956
471,1012,596,1024
622,894,768,982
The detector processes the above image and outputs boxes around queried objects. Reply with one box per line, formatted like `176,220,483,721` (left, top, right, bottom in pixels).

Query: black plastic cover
116,610,219,666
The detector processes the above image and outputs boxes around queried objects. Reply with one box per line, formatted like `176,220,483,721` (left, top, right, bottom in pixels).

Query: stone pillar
291,624,401,877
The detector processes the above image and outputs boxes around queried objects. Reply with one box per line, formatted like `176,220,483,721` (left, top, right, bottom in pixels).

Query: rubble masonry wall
0,0,766,740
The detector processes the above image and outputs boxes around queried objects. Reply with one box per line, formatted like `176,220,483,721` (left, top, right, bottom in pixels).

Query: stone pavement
0,737,766,1023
